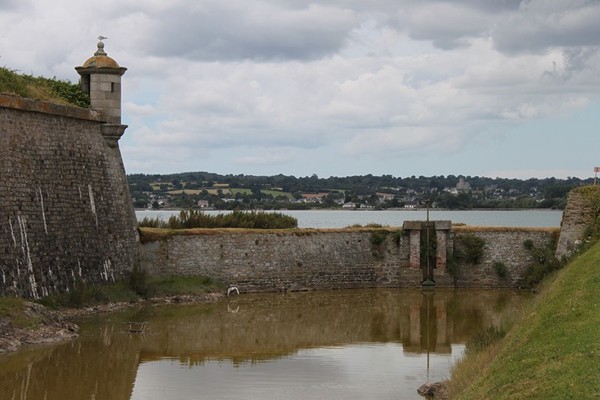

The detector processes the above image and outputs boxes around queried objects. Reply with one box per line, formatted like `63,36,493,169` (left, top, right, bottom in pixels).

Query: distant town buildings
129,174,585,210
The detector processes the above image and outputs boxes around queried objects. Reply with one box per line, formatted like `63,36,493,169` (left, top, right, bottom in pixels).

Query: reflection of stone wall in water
0,323,141,400
133,289,526,363
0,95,138,298
0,290,527,398
141,227,557,291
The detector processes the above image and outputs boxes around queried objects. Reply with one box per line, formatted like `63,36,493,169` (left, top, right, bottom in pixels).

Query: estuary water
0,289,530,400
137,208,563,228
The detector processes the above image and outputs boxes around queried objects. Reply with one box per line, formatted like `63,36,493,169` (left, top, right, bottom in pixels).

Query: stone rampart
451,227,557,287
140,226,558,291
141,229,419,291
555,186,600,259
0,94,138,298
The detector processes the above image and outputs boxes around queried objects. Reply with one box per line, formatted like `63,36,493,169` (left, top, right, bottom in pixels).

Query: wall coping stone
402,220,452,230
0,93,105,122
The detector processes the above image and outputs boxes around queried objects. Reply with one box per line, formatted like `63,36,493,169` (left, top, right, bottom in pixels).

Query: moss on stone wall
573,185,600,239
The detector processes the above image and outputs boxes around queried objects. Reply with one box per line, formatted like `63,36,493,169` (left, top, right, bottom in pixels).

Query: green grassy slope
456,241,600,399
0,67,89,107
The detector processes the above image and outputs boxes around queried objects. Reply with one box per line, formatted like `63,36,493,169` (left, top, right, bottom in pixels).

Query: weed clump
370,230,389,259
454,233,486,264
493,261,508,278
139,209,298,229
465,325,506,356
521,236,563,288
447,233,486,279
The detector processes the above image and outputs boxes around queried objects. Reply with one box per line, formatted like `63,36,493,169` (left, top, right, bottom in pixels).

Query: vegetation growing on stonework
0,67,90,107
446,233,486,279
369,229,388,246
521,235,563,288
453,233,486,264
492,261,508,278
575,185,600,240
370,229,390,259
138,209,298,229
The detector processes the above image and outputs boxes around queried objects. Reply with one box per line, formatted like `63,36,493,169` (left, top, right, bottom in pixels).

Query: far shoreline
135,207,563,212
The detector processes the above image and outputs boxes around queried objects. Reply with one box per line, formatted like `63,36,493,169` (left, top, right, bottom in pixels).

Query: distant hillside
128,171,594,210
0,67,89,107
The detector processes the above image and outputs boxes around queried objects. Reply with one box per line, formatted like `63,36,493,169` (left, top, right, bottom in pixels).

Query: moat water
0,289,530,400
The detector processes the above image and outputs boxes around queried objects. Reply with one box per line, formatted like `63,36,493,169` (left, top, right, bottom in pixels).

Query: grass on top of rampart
139,224,559,244
452,225,560,233
139,225,401,243
451,239,600,399
0,67,90,107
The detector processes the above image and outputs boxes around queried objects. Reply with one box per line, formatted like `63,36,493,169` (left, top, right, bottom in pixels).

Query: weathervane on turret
95,36,108,56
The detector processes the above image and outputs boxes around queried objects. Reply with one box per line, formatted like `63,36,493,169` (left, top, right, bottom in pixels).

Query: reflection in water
0,289,528,400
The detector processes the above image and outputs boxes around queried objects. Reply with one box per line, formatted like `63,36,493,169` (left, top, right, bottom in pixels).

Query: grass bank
35,275,224,310
0,275,224,353
0,297,41,329
451,240,600,399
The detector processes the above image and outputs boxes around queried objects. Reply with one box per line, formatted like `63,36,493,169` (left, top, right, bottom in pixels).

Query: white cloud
492,0,600,53
124,102,155,117
233,147,297,167
406,3,492,49
2,0,599,177
130,1,359,61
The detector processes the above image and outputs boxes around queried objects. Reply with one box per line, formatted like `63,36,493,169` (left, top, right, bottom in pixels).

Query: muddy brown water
0,289,529,399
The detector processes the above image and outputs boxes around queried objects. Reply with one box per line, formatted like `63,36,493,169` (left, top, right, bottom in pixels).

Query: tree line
128,171,594,210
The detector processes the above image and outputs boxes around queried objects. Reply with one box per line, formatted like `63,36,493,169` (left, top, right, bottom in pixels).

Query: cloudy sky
1,0,599,179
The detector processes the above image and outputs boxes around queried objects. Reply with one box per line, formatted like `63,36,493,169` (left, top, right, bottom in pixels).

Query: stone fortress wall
140,226,558,291
0,95,138,298
555,186,600,259
0,41,138,298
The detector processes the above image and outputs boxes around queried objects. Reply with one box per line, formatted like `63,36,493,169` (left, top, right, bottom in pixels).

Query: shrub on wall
522,236,563,288
523,239,534,250
446,233,486,280
370,230,389,259
454,233,486,265
493,261,508,278
576,185,600,240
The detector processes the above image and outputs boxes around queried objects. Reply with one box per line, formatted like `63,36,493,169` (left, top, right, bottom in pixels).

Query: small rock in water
417,382,449,399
